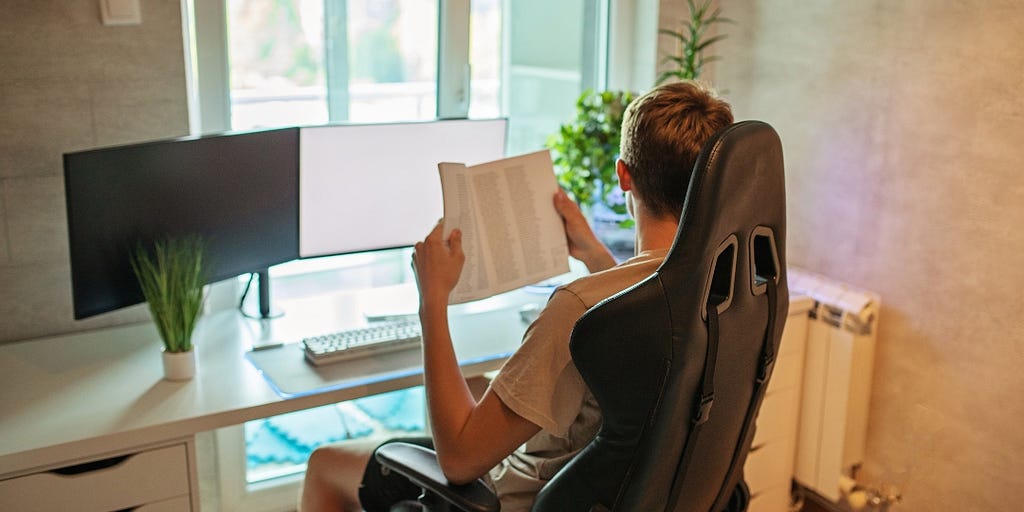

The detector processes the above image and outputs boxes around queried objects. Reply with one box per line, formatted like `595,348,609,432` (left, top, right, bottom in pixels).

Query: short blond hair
619,81,733,218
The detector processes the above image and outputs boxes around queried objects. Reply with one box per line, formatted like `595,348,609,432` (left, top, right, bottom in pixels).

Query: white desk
0,283,814,512
0,285,545,510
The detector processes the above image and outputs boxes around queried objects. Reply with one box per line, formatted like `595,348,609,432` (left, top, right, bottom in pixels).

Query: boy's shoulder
559,249,669,309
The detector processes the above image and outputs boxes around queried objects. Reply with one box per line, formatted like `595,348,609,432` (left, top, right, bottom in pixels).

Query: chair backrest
532,121,789,512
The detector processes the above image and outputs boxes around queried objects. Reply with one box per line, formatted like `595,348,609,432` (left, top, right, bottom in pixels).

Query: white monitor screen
299,119,508,258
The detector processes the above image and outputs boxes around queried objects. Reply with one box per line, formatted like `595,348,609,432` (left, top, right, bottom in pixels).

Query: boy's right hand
412,221,464,310
554,189,616,273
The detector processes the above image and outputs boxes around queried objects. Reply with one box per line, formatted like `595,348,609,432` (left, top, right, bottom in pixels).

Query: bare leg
301,379,487,511
299,437,382,512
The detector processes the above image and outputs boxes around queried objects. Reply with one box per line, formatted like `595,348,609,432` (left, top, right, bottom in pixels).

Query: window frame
184,1,660,509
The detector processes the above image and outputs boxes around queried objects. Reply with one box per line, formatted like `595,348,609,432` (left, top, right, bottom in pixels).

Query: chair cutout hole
750,226,780,295
703,235,737,319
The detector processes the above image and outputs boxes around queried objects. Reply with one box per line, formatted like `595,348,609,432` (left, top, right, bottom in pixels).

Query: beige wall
681,0,1023,509
0,0,189,341
4,0,1023,508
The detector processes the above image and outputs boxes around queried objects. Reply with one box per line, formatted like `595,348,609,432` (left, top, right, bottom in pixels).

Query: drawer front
744,437,794,495
752,386,800,447
766,348,804,395
779,311,808,357
748,484,791,512
0,444,190,512
135,494,191,512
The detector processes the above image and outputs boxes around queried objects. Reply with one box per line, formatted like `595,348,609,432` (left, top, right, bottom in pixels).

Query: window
186,1,658,509
196,0,610,284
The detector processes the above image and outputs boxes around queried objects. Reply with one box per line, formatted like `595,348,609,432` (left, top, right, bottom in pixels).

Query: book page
442,150,569,304
439,163,490,301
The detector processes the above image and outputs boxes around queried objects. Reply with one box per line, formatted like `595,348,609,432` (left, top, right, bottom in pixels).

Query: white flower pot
162,349,196,381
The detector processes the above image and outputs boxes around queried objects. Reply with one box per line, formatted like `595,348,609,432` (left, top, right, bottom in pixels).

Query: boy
301,80,733,512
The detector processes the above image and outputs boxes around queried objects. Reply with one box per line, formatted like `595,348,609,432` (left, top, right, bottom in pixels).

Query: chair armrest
375,442,500,512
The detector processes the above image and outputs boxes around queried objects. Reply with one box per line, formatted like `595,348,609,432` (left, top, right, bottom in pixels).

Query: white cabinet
745,301,811,512
0,440,197,512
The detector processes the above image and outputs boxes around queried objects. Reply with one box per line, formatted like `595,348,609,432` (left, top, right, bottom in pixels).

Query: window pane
468,0,501,119
504,0,589,154
227,0,329,129
227,0,438,131
346,0,438,123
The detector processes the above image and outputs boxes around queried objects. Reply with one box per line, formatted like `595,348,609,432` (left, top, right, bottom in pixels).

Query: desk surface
0,284,547,477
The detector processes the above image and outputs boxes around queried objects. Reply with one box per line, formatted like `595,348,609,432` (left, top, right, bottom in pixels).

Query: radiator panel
789,269,879,502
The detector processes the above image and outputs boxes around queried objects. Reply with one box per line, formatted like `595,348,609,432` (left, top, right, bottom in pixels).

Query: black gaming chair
375,120,789,512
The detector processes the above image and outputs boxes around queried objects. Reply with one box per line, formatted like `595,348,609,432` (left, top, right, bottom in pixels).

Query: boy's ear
616,159,633,192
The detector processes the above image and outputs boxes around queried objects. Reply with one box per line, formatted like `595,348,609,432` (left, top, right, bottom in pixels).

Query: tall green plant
130,236,207,353
547,89,636,215
657,0,732,84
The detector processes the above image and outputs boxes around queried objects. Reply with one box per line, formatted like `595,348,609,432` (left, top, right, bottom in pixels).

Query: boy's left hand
412,221,465,308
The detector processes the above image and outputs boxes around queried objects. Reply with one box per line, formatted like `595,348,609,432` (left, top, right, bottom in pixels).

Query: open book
439,150,570,304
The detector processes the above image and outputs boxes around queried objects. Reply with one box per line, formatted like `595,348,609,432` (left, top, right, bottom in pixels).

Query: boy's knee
305,446,335,484
307,439,380,479
307,445,349,477
306,445,329,469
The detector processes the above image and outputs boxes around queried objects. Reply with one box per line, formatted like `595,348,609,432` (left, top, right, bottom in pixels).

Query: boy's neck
633,208,679,255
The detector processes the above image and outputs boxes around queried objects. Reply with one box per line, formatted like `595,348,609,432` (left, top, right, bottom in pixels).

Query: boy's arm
554,190,616,273
412,223,541,484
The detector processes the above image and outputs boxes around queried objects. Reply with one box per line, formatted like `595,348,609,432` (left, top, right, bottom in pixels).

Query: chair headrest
661,120,786,288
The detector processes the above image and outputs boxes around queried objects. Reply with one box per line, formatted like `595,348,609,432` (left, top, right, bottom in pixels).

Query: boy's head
619,80,733,219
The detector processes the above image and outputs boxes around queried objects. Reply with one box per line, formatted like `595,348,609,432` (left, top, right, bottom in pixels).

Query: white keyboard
302,318,422,366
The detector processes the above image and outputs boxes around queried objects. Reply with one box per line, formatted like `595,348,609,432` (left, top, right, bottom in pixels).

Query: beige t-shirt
488,249,669,512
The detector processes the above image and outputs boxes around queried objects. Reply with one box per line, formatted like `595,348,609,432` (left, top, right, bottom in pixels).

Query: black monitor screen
64,128,300,319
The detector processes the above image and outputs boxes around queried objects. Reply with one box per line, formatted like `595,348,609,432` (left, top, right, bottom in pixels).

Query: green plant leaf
130,235,207,353
695,34,729,52
662,55,687,66
657,0,731,82
546,89,636,212
658,28,690,44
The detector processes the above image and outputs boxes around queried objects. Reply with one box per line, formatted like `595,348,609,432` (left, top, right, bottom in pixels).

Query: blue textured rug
266,406,374,450
354,386,426,431
245,387,427,468
246,419,310,465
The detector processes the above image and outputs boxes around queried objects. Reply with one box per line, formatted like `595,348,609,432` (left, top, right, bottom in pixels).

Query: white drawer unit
744,297,813,512
0,440,197,512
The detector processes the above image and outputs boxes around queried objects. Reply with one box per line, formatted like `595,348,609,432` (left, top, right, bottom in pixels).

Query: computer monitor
298,118,508,258
63,128,300,320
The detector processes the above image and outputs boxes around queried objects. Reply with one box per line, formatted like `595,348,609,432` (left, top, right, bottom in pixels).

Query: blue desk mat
245,342,424,398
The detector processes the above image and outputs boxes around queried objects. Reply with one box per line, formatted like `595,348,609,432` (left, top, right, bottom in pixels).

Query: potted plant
656,0,732,84
129,235,207,381
546,89,637,260
547,89,635,215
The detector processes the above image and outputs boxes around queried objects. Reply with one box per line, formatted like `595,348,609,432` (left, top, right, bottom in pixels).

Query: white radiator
789,268,879,503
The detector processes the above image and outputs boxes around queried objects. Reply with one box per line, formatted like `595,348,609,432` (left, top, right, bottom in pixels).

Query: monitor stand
243,269,284,319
